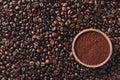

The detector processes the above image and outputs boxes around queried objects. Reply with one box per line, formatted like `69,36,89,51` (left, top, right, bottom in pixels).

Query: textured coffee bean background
0,0,120,80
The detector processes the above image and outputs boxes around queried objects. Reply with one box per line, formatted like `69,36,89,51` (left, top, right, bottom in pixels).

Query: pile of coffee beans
0,0,120,80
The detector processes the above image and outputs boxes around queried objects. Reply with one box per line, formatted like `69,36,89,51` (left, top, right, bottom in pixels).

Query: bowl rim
72,28,112,68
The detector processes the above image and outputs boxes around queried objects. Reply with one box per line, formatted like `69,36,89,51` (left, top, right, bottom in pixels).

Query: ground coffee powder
74,31,110,65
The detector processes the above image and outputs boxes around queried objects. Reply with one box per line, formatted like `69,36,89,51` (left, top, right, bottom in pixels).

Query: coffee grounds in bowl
74,31,110,65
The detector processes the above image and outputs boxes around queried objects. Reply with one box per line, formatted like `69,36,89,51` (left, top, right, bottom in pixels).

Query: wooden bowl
72,29,112,68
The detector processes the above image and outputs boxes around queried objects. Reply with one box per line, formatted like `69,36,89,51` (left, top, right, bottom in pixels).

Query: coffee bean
118,18,120,22
50,39,55,45
41,62,45,67
45,59,50,65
